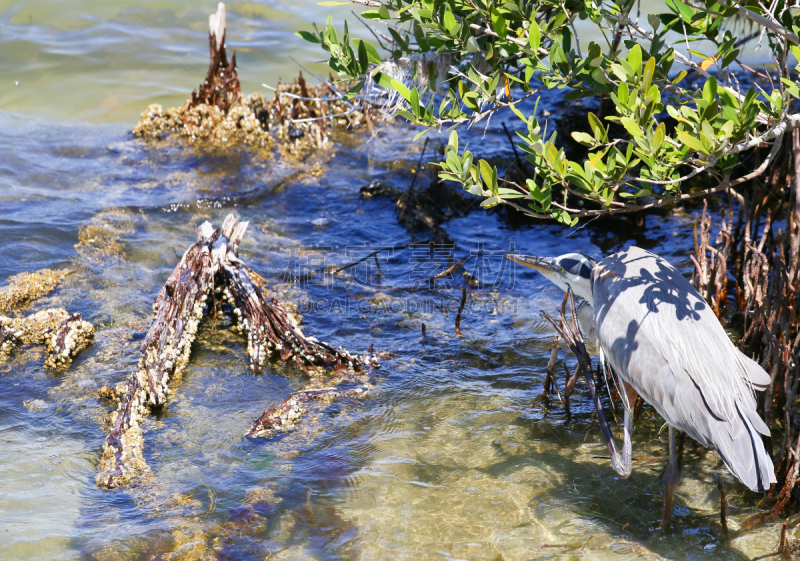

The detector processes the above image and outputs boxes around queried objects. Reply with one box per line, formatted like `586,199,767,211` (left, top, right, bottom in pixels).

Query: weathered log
97,214,374,488
97,222,216,488
247,384,371,438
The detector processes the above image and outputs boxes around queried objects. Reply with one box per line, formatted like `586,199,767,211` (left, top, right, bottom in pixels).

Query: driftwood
97,214,375,489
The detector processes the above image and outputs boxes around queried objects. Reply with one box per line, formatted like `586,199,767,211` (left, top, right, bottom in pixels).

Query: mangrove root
97,213,375,489
247,383,371,438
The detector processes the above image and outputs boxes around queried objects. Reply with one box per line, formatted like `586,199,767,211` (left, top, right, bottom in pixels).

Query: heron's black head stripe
559,255,595,280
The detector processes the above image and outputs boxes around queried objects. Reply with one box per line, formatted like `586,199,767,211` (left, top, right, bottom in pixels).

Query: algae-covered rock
0,269,67,312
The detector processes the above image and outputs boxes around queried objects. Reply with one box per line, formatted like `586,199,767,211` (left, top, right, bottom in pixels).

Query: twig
330,242,414,275
502,122,525,172
455,286,467,336
429,254,475,283
409,137,429,192
718,0,799,45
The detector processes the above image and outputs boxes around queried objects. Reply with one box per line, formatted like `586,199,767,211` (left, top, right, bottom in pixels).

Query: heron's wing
593,246,775,492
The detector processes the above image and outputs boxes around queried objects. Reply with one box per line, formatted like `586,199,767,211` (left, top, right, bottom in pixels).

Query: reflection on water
0,1,786,559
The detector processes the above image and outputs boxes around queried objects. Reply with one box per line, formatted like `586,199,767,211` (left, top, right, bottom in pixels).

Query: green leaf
571,131,595,146
443,7,457,33
626,44,642,76
668,0,694,22
462,91,480,111
295,31,321,43
620,117,642,138
509,102,526,122
372,71,393,89
652,122,666,150
478,159,498,194
587,112,606,142
448,130,459,152
647,13,661,33
782,78,800,98
528,22,541,51
702,76,717,103
357,40,368,73
353,39,382,64
413,128,432,141
378,5,390,18
618,82,629,105
491,9,507,40
677,131,709,154
391,79,412,102
642,57,656,93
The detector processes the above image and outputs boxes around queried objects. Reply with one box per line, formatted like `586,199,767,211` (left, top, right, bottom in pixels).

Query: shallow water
0,2,787,560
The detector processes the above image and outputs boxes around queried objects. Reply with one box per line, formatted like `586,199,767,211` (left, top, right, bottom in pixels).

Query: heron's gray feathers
739,353,772,390
592,246,776,492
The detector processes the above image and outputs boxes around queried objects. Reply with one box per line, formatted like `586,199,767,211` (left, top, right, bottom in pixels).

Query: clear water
0,2,786,559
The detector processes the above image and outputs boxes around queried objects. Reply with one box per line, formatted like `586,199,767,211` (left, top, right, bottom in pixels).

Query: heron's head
507,252,596,304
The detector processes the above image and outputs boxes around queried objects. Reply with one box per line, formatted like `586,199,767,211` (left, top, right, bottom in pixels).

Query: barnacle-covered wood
214,215,367,372
0,322,20,359
97,213,374,488
247,384,371,438
44,313,94,369
97,223,216,489
0,309,93,367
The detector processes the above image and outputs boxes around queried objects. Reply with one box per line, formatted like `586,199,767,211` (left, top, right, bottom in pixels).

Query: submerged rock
0,269,67,312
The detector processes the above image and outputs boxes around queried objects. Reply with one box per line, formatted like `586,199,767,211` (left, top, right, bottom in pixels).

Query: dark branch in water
97,214,377,489
247,384,371,438
455,286,467,336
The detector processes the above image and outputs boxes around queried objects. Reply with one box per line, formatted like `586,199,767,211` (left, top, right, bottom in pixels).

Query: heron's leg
660,425,681,529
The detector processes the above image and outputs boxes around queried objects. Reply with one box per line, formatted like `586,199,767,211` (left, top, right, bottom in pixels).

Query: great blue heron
509,246,775,528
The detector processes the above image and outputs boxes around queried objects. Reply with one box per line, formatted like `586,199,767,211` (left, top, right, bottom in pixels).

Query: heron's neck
563,280,593,306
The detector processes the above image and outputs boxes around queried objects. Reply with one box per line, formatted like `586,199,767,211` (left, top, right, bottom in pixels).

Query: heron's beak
506,254,556,273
